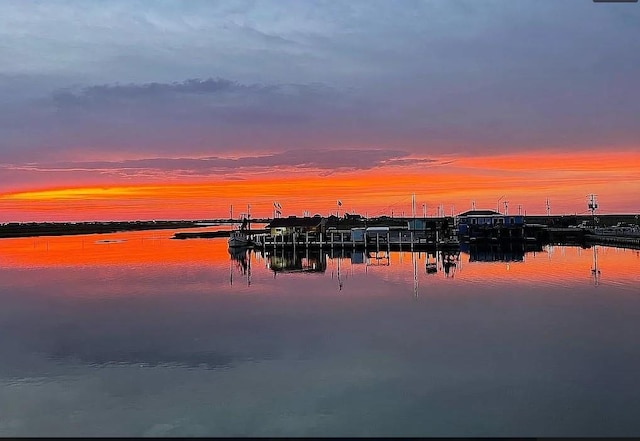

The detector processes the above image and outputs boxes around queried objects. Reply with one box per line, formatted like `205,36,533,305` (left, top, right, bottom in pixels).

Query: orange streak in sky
1,150,638,221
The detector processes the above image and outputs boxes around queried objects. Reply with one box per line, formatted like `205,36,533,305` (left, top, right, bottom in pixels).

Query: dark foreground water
1,230,639,437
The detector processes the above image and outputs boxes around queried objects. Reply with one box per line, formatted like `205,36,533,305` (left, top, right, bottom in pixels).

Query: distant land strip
0,220,206,239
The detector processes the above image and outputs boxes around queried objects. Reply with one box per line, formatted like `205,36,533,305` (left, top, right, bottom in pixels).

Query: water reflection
591,245,601,286
216,241,640,297
1,232,640,436
460,242,544,262
1,232,638,292
265,248,327,274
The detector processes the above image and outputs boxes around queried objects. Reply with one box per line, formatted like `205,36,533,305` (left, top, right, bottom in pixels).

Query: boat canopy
366,227,390,233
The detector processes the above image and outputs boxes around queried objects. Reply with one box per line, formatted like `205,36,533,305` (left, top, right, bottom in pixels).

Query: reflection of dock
264,248,327,274
461,241,543,262
240,247,467,280
366,251,390,266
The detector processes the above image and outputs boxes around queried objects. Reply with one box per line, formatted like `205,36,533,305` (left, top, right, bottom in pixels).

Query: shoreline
0,221,205,239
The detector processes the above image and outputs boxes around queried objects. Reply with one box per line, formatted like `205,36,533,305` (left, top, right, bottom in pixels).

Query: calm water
1,229,639,437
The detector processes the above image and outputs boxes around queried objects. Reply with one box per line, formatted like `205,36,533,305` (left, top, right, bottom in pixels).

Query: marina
167,209,640,254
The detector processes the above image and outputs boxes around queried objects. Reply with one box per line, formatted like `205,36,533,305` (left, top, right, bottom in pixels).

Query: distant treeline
0,220,203,238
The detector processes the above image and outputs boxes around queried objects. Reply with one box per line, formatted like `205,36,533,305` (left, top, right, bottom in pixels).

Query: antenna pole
412,194,416,219
497,195,505,214
588,194,598,227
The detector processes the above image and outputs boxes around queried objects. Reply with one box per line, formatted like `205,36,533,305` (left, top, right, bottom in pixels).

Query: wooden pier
253,232,459,253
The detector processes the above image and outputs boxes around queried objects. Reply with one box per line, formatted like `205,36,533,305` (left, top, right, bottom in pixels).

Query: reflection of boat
228,218,252,248
228,247,249,272
228,246,251,286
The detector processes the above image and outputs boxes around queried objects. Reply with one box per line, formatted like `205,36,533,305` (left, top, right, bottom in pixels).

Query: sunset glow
2,150,638,222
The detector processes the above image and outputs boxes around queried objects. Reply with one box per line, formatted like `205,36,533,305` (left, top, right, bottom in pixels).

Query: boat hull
228,235,251,247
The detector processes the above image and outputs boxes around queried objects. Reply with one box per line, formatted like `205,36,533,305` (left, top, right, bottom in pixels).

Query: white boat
228,230,251,247
228,217,252,247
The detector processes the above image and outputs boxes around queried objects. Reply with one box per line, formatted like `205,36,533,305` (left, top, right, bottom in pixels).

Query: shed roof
458,210,502,217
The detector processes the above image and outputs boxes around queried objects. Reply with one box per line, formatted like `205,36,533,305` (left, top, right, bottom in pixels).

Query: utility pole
518,204,522,216
588,194,598,228
411,193,416,218
422,203,427,218
504,200,509,216
230,204,233,220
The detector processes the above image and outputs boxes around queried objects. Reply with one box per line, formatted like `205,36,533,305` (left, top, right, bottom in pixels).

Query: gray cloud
0,0,639,176
48,78,340,127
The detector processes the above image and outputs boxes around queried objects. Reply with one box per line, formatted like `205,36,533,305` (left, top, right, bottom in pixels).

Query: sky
1,0,639,221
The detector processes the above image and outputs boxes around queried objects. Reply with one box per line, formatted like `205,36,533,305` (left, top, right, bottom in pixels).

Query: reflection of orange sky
0,230,227,268
456,246,640,286
1,150,638,221
336,246,640,288
1,231,638,288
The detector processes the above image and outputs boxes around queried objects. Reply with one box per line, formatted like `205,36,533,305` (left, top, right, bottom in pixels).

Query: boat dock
253,232,460,252
169,213,640,252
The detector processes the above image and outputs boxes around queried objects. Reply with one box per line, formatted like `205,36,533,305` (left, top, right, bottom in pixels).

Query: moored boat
228,230,251,247
228,217,252,247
